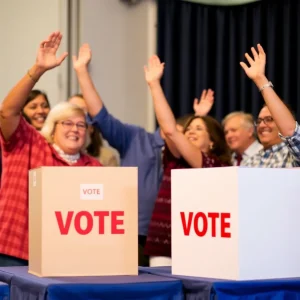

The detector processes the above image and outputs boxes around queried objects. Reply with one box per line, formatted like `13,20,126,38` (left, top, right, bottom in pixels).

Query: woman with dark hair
0,90,50,179
143,55,231,267
22,89,50,130
184,115,232,166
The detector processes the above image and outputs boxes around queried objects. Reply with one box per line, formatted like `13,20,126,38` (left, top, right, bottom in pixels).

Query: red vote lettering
55,211,74,235
55,211,125,235
208,212,219,237
221,212,231,238
180,212,231,238
83,188,101,195
111,211,125,234
193,212,207,236
94,211,110,234
180,212,193,235
74,211,93,235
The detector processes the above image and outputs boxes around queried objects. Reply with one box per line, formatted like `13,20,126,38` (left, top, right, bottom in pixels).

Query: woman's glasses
58,120,87,131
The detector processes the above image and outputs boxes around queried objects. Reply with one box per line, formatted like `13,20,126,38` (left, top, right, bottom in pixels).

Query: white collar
52,144,80,164
244,140,263,157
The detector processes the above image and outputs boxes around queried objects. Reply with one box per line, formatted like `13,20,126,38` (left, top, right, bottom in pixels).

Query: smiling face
23,94,50,130
53,114,87,155
224,115,254,154
184,117,212,152
256,106,281,149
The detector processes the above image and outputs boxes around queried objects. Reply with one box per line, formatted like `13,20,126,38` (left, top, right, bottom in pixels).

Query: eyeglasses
58,120,87,131
254,116,274,126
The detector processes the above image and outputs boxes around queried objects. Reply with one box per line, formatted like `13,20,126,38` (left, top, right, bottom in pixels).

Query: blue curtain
157,0,300,121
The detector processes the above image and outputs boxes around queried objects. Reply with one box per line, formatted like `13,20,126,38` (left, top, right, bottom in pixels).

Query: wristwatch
259,81,274,92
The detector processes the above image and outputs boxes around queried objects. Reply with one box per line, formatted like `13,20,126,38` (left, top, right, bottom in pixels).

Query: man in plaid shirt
240,44,300,168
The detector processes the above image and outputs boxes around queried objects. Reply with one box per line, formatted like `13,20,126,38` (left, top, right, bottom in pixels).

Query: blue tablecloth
139,266,217,299
0,283,8,300
212,280,300,300
139,266,300,300
0,266,183,300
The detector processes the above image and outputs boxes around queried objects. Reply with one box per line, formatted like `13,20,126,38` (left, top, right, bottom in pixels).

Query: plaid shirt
0,117,101,260
242,122,300,168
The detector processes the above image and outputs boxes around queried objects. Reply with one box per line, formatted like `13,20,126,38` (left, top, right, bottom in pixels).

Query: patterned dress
144,147,229,257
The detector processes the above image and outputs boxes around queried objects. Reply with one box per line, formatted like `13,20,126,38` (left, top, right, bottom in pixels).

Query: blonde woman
0,31,101,266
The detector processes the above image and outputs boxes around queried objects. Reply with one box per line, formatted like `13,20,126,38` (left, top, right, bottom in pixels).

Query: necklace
52,144,80,164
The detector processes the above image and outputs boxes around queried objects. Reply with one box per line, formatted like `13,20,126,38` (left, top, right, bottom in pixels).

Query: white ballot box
29,167,138,277
171,167,300,280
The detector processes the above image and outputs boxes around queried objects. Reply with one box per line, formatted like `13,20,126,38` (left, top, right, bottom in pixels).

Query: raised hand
72,44,92,70
193,89,214,116
36,31,68,72
144,55,164,84
240,44,266,81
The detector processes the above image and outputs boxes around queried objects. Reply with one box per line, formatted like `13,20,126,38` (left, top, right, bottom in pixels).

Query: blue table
0,283,8,300
139,266,217,299
0,266,183,300
139,266,300,300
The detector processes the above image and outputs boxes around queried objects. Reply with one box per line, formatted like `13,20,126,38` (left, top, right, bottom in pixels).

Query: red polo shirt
0,117,101,260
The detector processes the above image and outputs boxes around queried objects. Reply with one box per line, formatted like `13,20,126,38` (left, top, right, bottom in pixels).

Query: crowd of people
0,32,299,267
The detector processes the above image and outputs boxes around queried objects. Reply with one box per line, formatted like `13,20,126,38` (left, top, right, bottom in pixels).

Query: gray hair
40,102,88,145
222,111,255,130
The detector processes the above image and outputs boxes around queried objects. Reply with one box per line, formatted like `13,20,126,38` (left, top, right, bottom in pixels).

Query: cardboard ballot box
171,167,300,280
29,167,138,277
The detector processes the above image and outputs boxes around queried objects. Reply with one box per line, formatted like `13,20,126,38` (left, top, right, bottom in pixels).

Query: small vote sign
80,184,103,200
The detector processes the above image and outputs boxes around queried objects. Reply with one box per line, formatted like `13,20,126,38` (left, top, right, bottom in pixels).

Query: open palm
72,44,92,70
193,89,214,116
36,31,68,71
240,44,266,80
144,55,164,84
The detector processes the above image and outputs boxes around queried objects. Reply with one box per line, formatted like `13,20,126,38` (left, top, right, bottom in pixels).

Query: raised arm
193,89,214,117
144,55,203,167
73,44,103,117
73,44,143,157
0,31,67,141
240,44,295,136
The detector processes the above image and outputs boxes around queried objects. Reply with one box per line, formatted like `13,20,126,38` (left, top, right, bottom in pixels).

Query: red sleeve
0,117,42,154
79,152,103,166
86,156,102,166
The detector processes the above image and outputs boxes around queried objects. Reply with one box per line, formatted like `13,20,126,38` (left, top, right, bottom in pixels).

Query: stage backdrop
157,0,300,122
